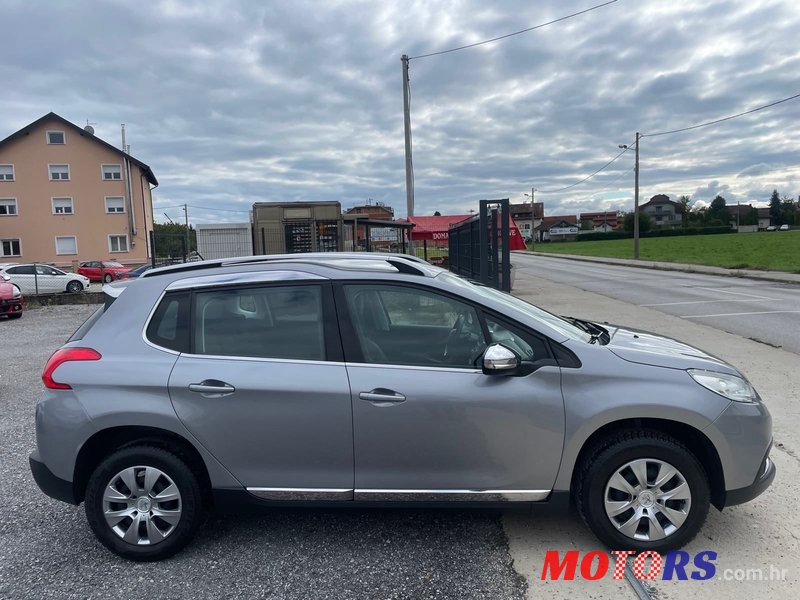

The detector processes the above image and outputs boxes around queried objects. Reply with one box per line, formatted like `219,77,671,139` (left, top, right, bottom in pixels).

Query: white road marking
695,286,775,300
642,298,778,307
683,310,800,318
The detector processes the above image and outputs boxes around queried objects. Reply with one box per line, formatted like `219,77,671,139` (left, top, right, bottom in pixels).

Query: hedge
572,227,732,242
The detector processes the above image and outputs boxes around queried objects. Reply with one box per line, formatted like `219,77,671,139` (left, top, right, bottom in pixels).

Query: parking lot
1,265,797,599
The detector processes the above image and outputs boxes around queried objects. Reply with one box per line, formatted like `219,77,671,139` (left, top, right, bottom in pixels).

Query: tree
622,211,652,233
153,222,197,257
769,189,781,225
677,195,691,228
433,211,441,216
707,195,730,226
780,196,797,226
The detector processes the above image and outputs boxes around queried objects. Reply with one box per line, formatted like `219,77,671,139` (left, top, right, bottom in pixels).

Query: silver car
29,253,774,561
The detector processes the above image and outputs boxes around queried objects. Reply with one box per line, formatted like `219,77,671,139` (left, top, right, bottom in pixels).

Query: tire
84,446,204,561
103,273,113,283
66,280,83,294
575,430,710,553
8,313,22,319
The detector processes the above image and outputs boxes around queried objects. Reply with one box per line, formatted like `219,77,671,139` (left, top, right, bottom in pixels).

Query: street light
618,132,641,259
524,188,537,251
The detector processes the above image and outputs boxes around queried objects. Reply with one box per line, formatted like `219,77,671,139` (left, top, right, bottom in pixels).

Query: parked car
0,263,90,294
766,225,777,231
115,263,165,280
779,224,790,231
0,275,23,319
29,253,774,561
78,261,132,283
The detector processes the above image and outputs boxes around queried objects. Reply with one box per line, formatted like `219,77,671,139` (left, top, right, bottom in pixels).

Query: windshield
438,272,591,342
102,262,124,267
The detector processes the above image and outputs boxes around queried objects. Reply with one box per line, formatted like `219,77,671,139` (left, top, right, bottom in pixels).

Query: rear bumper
724,450,776,507
29,450,77,505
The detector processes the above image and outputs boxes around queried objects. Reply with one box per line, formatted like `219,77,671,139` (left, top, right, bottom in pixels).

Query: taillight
42,347,101,390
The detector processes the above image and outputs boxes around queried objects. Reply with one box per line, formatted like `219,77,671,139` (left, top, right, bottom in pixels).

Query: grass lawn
534,231,800,273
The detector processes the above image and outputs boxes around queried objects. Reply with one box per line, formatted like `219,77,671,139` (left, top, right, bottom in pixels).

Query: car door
337,282,565,501
166,279,355,499
36,265,62,293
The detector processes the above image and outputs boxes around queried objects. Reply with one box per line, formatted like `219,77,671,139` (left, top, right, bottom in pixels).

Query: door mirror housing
482,344,520,375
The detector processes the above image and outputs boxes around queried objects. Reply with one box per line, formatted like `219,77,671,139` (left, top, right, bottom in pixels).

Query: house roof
400,214,473,233
0,112,158,186
641,194,683,211
539,215,579,230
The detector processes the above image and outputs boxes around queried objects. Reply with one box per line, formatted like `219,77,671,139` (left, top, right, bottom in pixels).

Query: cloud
1,0,799,223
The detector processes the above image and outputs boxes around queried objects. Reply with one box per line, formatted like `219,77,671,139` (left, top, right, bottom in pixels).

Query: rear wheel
575,430,710,552
85,446,204,561
66,280,83,293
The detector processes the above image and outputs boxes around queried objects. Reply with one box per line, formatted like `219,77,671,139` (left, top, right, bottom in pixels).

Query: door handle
188,380,236,397
359,389,406,404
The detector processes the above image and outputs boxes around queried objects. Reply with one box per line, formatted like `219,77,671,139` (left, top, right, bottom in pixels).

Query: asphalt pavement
0,305,525,600
512,253,800,355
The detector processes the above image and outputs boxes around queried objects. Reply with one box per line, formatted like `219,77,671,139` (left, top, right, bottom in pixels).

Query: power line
537,141,634,194
409,0,620,60
643,92,800,138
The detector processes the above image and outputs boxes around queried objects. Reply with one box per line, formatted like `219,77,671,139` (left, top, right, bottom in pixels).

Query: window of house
108,235,129,253
0,165,14,181
47,131,65,144
52,197,74,214
192,285,325,360
102,164,122,180
105,196,125,213
1,238,21,256
55,236,77,255
0,198,17,216
655,205,662,213
48,164,70,180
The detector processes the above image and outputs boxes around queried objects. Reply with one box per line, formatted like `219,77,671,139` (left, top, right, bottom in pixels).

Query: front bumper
29,450,77,505
0,297,23,315
724,449,776,507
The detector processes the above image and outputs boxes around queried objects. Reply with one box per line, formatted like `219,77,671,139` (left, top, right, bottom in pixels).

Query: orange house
0,113,158,267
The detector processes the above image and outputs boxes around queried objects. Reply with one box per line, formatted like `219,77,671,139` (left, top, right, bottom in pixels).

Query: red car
77,261,132,283
0,277,23,319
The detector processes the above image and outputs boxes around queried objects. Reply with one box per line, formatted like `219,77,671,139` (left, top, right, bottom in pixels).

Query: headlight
688,369,758,403
12,286,21,299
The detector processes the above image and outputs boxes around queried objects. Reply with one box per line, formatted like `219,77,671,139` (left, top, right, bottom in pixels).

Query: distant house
640,194,684,228
0,112,158,267
539,215,579,241
580,211,620,231
345,202,394,221
757,207,771,230
509,202,544,239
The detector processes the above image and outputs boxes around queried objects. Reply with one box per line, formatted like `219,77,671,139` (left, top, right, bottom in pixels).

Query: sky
2,0,799,223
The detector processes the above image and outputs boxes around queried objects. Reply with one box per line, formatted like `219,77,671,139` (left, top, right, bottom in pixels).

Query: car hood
605,325,740,375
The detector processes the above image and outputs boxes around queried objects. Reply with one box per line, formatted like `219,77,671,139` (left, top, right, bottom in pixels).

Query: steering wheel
443,313,466,361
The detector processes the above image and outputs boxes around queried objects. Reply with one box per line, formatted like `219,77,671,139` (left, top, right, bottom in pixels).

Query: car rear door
337,282,565,501
165,278,355,499
5,265,36,294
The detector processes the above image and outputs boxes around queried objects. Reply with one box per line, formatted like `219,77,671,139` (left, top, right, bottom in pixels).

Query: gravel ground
0,305,526,600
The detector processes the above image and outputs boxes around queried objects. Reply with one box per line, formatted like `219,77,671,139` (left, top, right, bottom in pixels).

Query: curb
24,291,104,308
515,251,800,285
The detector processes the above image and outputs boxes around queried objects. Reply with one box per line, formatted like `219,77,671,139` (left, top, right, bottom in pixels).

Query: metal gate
448,198,512,291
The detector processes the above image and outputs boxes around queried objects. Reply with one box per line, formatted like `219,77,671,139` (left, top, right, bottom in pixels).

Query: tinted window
345,285,486,368
146,292,190,352
8,265,35,275
193,285,325,360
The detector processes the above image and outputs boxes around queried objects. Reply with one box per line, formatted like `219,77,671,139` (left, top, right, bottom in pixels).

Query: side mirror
482,343,520,375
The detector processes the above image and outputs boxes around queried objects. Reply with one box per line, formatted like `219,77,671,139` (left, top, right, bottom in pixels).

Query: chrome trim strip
247,487,353,501
346,362,483,374
354,489,550,502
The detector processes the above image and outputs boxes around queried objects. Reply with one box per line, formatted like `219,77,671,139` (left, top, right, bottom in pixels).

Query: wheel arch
569,418,726,510
73,426,212,505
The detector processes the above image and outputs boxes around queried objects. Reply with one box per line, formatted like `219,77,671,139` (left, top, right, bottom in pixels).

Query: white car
779,224,790,231
0,263,90,295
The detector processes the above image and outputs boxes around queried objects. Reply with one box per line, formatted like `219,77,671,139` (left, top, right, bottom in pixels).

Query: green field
534,231,800,273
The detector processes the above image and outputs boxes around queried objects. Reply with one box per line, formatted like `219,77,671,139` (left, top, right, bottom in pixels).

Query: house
640,194,684,227
539,215,579,241
580,211,620,231
345,202,394,221
0,113,157,267
757,207,772,230
509,202,544,239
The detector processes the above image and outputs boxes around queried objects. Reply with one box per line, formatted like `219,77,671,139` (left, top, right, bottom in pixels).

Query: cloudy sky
2,0,799,222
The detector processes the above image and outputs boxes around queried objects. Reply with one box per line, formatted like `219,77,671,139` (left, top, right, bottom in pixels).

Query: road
513,253,800,355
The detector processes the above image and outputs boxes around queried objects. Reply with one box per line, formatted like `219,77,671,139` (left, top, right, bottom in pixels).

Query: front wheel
576,431,710,552
66,280,83,294
103,273,113,283
84,446,204,561
8,312,22,319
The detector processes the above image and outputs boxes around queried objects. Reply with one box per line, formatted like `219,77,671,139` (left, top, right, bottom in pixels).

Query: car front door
36,265,63,292
337,282,565,502
166,280,354,499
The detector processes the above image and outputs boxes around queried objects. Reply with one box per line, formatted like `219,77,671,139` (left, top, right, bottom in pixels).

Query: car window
485,316,549,362
8,265,35,275
344,284,486,368
193,285,325,361
146,292,190,352
36,266,59,276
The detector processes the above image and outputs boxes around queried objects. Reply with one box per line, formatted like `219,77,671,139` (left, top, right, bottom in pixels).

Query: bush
575,227,732,242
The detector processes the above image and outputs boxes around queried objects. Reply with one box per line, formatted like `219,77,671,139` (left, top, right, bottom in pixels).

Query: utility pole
401,54,415,253
633,132,641,259
183,203,190,260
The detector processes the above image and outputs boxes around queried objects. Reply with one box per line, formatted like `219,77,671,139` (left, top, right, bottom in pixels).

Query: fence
448,199,512,291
